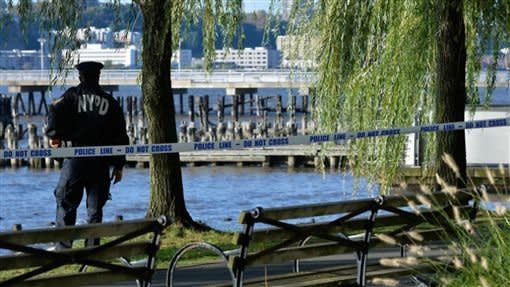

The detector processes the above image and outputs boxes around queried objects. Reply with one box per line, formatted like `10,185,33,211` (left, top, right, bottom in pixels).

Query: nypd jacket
46,83,129,169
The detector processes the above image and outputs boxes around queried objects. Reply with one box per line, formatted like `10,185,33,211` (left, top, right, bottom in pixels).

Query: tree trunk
435,0,467,189
139,1,205,229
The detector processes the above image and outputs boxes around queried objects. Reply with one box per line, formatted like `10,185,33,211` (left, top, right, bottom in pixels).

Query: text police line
1,117,508,160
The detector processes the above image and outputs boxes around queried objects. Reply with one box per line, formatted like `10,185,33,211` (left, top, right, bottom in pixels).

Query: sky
243,0,270,12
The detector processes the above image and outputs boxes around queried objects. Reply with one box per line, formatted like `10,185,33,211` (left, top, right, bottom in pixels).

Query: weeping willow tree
277,0,510,191
3,0,243,228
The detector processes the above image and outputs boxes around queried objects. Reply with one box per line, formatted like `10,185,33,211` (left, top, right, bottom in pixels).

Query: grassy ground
156,224,236,267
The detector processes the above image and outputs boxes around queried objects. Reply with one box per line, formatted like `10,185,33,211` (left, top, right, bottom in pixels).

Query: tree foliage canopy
273,0,510,190
169,0,243,71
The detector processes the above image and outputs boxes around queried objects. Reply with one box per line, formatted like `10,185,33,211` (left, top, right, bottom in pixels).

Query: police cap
75,61,104,74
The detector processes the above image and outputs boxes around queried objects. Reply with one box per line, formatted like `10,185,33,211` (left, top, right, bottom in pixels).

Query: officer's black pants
54,158,110,249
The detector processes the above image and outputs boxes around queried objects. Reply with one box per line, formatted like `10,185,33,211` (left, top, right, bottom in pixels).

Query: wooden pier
127,145,349,168
398,166,510,188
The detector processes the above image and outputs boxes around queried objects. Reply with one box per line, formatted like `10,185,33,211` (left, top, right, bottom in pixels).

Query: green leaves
170,0,243,72
285,0,509,192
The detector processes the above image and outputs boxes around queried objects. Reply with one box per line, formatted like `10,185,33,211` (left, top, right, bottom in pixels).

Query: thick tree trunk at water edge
435,0,467,189
139,1,206,229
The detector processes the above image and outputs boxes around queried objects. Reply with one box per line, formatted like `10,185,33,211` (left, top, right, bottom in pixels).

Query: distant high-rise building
0,49,49,70
276,35,317,69
64,44,138,68
501,47,510,70
214,47,281,69
171,49,192,69
59,26,142,49
76,27,113,46
114,30,142,47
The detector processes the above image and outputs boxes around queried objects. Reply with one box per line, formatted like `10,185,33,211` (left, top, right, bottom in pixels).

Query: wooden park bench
0,216,167,287
167,187,480,287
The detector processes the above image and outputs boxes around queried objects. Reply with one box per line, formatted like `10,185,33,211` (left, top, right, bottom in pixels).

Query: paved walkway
95,248,436,287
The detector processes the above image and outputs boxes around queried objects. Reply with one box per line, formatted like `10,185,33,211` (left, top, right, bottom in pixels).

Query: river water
0,166,377,232
0,83,508,233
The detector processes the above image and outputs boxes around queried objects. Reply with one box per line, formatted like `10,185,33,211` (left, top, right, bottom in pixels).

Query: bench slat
0,218,162,245
0,241,152,270
229,228,447,268
233,206,475,244
381,191,461,207
243,242,355,266
238,191,473,224
239,199,374,224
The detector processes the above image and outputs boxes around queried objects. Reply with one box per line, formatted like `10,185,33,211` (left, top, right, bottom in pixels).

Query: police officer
46,61,129,248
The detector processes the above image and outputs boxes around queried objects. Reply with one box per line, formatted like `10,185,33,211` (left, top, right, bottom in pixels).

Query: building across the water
276,35,318,69
214,47,281,69
172,49,193,69
0,49,49,70
65,43,139,68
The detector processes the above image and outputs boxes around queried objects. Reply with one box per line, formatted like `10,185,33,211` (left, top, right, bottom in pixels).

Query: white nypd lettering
86,94,95,110
99,99,109,115
78,94,109,115
78,96,87,113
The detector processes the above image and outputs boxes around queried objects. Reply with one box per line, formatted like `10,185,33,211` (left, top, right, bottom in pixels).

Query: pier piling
0,92,350,169
28,123,42,168
5,125,19,168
